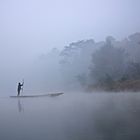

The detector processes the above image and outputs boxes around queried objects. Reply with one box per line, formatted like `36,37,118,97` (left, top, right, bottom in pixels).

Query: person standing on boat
17,81,24,96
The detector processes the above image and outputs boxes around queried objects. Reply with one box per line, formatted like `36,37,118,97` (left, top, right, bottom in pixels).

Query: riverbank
88,80,140,92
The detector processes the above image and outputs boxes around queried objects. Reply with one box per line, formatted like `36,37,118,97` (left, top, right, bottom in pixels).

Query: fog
4,32,138,95
1,1,140,139
0,0,140,95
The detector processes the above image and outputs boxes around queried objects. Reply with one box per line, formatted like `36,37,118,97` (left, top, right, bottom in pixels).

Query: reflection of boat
10,92,64,98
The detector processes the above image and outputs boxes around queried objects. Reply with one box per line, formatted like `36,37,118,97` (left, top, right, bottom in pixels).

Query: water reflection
13,93,140,139
1,93,140,140
92,94,140,140
17,99,24,112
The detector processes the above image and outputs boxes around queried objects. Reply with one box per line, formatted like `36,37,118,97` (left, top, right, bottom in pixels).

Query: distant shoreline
88,80,140,92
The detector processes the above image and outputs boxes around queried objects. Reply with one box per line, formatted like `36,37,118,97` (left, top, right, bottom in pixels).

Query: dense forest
29,32,140,92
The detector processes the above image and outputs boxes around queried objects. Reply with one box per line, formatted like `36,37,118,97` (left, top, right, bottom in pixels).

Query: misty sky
0,0,140,57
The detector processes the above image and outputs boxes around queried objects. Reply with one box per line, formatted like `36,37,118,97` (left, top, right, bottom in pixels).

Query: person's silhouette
17,82,24,96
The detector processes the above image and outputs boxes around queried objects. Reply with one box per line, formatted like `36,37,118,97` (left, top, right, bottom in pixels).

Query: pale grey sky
0,0,139,70
0,0,140,57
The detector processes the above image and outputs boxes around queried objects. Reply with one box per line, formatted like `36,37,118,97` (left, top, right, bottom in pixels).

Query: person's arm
22,80,24,86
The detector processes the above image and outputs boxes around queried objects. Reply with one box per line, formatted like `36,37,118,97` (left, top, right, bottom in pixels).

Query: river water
0,92,140,140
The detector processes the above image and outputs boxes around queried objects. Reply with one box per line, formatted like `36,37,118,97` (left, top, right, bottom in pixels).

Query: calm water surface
0,92,140,140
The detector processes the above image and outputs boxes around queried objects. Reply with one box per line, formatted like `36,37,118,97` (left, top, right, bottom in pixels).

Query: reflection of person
18,99,24,112
17,82,24,96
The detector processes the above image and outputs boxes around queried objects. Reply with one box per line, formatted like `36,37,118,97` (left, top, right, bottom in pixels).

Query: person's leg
18,89,20,96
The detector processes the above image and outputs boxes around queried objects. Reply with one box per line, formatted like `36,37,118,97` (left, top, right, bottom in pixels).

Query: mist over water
0,92,140,140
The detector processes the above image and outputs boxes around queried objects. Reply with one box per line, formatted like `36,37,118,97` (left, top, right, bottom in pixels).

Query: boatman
17,81,24,96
